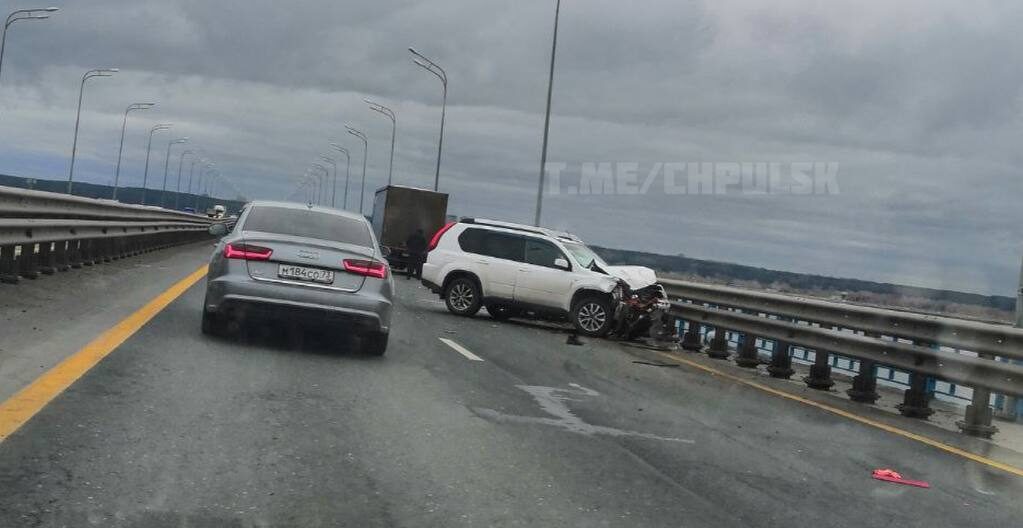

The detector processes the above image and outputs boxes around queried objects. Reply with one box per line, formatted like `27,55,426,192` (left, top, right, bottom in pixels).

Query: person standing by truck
405,229,427,280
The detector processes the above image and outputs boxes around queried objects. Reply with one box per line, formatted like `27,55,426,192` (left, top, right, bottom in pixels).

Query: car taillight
223,243,273,261
428,221,456,251
343,259,388,279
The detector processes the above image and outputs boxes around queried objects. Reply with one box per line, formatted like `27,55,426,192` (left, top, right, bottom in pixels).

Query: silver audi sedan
202,201,394,355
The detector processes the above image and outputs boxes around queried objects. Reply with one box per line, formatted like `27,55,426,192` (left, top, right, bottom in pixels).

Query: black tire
201,309,226,336
444,276,482,316
362,331,388,356
486,303,514,321
571,295,614,337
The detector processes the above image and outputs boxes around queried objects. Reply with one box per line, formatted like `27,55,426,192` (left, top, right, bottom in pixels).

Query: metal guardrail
662,279,1021,438
0,186,229,284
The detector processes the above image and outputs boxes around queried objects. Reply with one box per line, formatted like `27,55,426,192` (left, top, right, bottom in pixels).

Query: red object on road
872,468,930,488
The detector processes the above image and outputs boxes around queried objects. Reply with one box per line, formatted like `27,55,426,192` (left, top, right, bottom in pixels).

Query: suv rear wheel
571,295,613,337
445,276,482,316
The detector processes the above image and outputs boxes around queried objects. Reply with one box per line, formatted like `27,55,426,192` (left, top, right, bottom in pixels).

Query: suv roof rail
460,217,547,236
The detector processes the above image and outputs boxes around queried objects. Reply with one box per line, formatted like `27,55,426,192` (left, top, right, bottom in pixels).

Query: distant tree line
591,245,1015,316
0,174,246,215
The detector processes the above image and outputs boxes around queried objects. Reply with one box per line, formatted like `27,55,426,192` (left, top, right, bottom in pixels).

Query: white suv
420,218,661,337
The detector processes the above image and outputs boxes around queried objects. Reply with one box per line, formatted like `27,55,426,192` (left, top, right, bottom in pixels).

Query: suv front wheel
571,295,613,337
445,276,482,316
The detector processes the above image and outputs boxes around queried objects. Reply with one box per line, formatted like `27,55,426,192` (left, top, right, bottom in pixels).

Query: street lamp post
0,7,59,84
365,99,396,187
194,163,213,211
534,0,562,227
330,143,351,210
161,137,188,207
318,155,337,208
141,123,171,205
408,48,446,191
112,102,155,200
345,125,369,215
67,68,118,194
311,163,329,206
174,149,194,210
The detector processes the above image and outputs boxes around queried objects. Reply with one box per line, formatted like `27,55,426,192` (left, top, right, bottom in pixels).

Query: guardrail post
804,351,835,390
957,353,999,438
680,319,702,351
68,240,84,269
37,243,57,275
847,359,881,403
897,373,935,419
97,239,111,263
0,244,19,283
53,241,70,271
706,327,730,359
897,341,935,419
80,240,95,266
735,333,760,368
18,244,40,279
802,324,835,390
767,340,794,378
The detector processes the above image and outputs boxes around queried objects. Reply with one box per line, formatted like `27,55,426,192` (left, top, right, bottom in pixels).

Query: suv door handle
474,259,489,265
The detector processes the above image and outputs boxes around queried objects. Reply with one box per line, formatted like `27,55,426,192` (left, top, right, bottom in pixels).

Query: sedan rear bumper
205,275,392,333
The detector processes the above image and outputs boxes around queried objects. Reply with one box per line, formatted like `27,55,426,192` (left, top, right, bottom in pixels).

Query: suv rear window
242,206,373,246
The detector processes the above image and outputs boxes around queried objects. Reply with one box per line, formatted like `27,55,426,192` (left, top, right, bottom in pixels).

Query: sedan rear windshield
242,206,373,247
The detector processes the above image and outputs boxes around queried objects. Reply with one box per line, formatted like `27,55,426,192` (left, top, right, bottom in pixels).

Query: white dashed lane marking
439,338,484,362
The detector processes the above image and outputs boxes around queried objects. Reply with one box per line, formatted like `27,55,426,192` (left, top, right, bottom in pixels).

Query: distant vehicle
370,185,448,275
208,204,226,219
183,206,196,213
202,201,394,355
420,218,671,339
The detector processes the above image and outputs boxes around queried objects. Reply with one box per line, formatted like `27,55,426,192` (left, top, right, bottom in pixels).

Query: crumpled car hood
603,265,659,289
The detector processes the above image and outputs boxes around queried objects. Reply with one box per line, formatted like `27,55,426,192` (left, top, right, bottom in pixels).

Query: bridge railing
662,278,1023,439
0,186,230,284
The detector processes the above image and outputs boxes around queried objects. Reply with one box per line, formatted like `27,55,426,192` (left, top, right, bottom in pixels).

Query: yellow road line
0,265,208,442
654,350,1023,478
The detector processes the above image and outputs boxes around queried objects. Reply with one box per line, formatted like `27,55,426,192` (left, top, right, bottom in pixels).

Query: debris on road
872,469,930,488
566,333,584,346
632,360,680,368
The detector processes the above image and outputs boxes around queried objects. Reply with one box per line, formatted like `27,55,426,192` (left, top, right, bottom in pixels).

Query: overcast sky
1,0,1021,295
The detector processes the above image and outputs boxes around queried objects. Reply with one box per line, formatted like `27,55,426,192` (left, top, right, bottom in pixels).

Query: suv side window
524,238,567,269
481,231,525,262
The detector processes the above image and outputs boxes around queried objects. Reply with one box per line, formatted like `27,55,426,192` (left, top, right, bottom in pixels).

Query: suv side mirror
553,257,570,270
209,223,228,237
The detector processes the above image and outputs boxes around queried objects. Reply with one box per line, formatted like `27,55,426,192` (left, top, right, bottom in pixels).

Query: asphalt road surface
0,254,1020,527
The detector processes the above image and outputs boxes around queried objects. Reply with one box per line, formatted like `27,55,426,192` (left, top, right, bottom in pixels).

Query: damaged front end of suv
593,264,678,349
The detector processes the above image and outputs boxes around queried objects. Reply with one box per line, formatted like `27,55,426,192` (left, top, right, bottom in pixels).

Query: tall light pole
174,149,195,210
318,155,337,208
196,165,215,212
0,7,58,84
365,99,396,187
112,102,155,200
408,48,446,191
161,137,188,207
311,163,329,205
534,0,561,227
346,125,369,215
141,123,171,205
187,157,208,198
67,68,118,194
330,142,351,210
